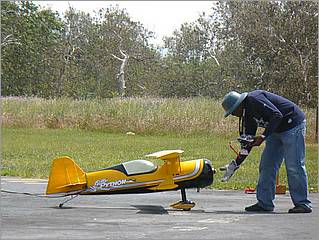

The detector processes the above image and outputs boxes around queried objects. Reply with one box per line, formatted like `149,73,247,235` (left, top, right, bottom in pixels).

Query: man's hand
250,135,265,147
220,160,239,182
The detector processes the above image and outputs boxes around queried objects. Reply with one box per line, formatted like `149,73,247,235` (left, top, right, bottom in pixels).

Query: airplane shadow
50,205,290,215
51,204,168,214
131,205,169,215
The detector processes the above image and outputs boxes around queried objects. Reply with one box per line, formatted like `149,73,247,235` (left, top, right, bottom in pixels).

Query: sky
35,1,216,46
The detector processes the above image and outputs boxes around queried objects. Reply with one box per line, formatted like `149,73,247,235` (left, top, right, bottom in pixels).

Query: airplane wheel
59,204,63,208
170,200,195,211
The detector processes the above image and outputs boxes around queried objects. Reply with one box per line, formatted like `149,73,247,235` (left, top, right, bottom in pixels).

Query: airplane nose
177,159,215,189
203,159,216,176
204,159,215,172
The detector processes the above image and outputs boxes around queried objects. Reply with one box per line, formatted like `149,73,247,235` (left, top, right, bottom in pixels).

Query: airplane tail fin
46,156,87,195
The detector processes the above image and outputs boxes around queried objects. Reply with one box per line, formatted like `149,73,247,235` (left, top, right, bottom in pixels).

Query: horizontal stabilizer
46,156,87,195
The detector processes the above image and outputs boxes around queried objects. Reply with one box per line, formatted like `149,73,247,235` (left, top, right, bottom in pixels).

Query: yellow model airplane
46,150,216,210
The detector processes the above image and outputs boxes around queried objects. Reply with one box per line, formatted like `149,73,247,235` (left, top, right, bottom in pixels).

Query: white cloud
35,1,215,46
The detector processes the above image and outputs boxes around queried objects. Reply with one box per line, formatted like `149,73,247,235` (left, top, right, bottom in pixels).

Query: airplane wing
146,150,183,178
145,150,184,161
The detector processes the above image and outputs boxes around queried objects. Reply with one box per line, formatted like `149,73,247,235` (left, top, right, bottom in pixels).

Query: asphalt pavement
1,176,318,240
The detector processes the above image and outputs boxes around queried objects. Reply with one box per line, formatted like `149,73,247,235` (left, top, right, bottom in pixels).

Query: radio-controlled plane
46,150,216,211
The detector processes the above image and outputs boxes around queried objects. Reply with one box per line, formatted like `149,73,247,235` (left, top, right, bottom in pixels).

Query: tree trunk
112,50,129,97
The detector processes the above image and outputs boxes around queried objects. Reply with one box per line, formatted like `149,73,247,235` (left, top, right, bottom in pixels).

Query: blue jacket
242,90,305,138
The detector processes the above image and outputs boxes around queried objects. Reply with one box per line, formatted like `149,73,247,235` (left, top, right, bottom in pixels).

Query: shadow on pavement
49,205,292,215
131,205,168,214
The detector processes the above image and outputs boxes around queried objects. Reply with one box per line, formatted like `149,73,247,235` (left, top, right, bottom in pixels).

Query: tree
98,5,156,97
1,1,317,105
161,12,222,97
1,1,63,97
213,1,318,106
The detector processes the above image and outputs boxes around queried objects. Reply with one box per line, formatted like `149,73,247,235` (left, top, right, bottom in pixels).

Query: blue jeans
256,121,311,210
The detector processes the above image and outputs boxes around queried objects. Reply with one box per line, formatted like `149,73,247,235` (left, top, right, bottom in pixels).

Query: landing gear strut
58,194,79,208
170,188,195,211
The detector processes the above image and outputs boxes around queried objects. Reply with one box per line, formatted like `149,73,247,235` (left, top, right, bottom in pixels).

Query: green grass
1,127,317,191
1,97,318,191
2,97,317,141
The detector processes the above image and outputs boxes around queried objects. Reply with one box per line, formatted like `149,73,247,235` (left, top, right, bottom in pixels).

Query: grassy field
2,97,318,141
1,97,318,191
1,127,318,191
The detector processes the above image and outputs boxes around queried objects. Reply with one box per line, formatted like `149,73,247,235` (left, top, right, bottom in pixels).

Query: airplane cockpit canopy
122,160,157,175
